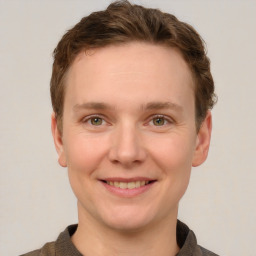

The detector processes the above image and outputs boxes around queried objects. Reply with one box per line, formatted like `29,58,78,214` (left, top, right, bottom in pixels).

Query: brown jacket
21,221,219,256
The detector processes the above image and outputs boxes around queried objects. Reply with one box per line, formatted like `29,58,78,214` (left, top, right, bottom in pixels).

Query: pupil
92,118,102,125
154,118,164,126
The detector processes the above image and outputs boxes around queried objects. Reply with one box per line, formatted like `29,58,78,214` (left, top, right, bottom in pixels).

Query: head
50,0,216,232
50,0,216,134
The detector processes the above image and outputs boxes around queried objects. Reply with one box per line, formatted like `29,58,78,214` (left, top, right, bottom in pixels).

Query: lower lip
101,181,155,197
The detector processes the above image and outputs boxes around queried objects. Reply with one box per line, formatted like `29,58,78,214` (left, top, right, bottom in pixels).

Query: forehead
73,42,192,77
64,42,194,109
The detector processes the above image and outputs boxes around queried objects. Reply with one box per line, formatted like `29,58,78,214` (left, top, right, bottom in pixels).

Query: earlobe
51,113,67,167
192,111,212,167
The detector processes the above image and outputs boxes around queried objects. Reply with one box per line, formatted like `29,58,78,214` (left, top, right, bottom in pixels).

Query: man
22,1,218,255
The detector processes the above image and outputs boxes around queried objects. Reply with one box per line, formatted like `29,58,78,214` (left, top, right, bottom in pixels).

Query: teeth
128,182,135,189
120,182,127,189
135,181,140,188
106,180,150,189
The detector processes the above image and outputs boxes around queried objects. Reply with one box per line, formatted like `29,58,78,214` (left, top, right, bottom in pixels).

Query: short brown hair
50,0,216,132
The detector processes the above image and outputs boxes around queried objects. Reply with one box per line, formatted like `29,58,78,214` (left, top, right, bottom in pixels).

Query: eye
149,115,172,127
82,115,106,126
152,117,166,126
90,117,103,126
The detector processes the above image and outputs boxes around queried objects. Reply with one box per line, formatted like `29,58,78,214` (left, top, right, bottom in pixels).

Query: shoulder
20,225,80,256
20,241,55,256
20,249,40,256
176,220,220,256
199,246,219,256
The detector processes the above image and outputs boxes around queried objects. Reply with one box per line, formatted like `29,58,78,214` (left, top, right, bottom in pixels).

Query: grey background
1,1,256,255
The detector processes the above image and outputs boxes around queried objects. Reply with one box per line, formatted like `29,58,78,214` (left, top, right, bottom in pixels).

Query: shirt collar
55,220,201,256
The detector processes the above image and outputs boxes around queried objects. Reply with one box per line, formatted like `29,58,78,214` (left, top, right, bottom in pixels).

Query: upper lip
100,177,156,182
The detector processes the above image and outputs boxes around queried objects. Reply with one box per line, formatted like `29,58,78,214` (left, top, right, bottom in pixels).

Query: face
52,42,211,231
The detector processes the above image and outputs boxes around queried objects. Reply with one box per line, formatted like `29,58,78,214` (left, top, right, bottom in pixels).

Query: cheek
148,135,194,198
64,133,109,174
148,135,195,172
64,133,110,206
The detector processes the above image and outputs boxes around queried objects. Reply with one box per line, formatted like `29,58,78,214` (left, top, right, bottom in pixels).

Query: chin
104,218,150,233
98,206,158,232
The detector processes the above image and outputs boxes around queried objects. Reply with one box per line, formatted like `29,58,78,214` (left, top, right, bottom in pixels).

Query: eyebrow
143,102,183,112
73,102,114,112
73,101,183,113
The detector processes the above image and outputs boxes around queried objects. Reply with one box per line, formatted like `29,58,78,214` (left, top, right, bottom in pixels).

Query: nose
108,123,147,167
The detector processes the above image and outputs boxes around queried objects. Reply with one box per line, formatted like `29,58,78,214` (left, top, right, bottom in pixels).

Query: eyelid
147,114,174,126
82,114,107,125
81,114,174,126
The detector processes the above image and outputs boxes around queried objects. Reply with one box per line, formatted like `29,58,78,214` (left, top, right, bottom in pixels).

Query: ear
192,111,212,167
51,113,67,167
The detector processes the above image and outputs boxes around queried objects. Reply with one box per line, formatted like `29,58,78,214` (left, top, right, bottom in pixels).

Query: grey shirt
21,220,219,256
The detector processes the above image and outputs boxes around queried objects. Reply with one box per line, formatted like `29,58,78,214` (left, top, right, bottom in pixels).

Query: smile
106,180,150,189
101,179,156,197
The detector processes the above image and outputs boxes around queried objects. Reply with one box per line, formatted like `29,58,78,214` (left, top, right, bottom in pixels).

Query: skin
52,42,212,256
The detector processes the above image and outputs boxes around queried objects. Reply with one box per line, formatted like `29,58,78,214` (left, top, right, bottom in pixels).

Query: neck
71,206,179,256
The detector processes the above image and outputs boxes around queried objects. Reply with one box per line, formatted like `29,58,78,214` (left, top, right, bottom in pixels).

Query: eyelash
147,115,173,127
82,115,107,126
81,114,173,127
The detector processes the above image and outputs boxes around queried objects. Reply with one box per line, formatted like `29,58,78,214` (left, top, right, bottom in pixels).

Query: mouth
102,180,154,189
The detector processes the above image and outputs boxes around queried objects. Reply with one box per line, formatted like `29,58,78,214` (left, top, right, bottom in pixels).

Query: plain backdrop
1,1,255,255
